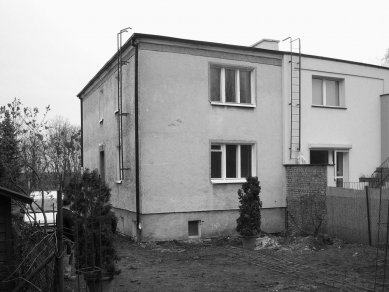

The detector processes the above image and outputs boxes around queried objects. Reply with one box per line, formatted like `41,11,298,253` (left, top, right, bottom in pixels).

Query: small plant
236,176,262,237
65,169,119,278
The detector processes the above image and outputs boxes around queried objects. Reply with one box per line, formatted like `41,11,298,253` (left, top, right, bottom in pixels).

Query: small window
310,150,328,165
210,65,254,106
312,77,342,107
188,221,200,237
99,150,105,182
211,143,255,183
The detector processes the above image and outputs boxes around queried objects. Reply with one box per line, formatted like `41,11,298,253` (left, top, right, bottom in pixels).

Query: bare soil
66,234,388,291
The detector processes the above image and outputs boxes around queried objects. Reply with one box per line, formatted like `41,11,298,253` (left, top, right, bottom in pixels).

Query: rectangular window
210,143,255,183
312,77,341,107
225,69,236,102
310,150,328,165
239,70,251,104
210,67,221,101
226,145,237,178
240,145,252,178
188,220,200,237
210,65,254,106
211,145,222,178
99,150,105,182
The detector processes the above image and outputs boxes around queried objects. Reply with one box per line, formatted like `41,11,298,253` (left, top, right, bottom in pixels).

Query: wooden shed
0,186,33,291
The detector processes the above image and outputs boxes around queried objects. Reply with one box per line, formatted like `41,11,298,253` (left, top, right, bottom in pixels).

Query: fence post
57,189,64,292
365,186,372,246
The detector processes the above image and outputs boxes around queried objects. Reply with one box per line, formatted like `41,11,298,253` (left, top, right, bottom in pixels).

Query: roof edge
77,33,389,98
0,186,33,203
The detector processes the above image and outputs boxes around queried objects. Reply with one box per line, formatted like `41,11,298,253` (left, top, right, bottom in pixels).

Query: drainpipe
79,97,83,167
133,39,141,238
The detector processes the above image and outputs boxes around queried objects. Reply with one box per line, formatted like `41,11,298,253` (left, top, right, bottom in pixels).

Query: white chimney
251,39,280,50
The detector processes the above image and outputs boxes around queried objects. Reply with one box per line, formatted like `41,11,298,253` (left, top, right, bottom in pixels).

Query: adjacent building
77,33,389,241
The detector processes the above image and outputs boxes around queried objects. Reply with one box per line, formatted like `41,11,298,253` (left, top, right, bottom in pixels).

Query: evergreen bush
65,169,119,277
236,176,262,237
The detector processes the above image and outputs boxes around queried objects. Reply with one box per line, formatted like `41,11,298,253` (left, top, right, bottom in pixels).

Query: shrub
236,176,262,237
65,169,119,276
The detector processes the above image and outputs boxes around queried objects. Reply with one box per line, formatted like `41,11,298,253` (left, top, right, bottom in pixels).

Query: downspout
79,97,83,167
133,39,141,237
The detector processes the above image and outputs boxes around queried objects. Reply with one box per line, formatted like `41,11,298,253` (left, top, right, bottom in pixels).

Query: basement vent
188,220,200,237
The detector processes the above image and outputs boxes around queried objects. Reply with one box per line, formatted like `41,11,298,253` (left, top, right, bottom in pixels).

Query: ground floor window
310,149,349,185
188,220,201,237
211,143,255,183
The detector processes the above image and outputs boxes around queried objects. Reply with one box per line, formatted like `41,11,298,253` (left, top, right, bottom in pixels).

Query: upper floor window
210,65,255,107
312,77,344,108
211,143,255,183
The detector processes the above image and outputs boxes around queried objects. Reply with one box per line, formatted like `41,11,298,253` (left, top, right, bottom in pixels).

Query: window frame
311,76,345,108
209,63,256,108
210,141,256,184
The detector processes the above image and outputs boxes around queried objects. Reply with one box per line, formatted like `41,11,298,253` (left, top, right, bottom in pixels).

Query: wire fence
3,220,57,291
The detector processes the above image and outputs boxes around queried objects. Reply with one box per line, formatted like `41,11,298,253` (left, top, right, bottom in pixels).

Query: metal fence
3,220,57,292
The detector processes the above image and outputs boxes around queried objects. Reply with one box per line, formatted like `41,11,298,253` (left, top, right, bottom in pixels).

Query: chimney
251,39,280,50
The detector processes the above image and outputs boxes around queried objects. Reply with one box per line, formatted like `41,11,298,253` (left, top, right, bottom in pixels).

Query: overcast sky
1,0,389,125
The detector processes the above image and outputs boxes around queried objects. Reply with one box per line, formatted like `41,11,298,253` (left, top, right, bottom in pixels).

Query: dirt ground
66,234,388,291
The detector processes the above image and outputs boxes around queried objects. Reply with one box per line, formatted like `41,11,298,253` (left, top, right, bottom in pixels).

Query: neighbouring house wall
283,56,389,181
137,41,285,238
326,187,388,246
81,48,137,236
285,164,327,235
381,94,389,162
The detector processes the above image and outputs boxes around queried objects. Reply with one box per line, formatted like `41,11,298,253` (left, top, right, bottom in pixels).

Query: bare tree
0,99,81,228
381,48,389,67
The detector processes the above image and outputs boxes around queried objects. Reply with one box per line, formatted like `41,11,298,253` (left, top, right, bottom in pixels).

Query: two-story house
77,33,389,241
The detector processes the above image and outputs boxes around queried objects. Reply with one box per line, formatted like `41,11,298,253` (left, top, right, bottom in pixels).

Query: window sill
210,101,256,108
311,105,347,110
211,179,246,184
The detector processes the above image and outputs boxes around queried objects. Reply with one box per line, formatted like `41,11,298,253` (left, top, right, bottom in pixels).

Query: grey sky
1,0,388,125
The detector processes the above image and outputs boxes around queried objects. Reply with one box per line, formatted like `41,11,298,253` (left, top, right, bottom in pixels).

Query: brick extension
285,164,327,235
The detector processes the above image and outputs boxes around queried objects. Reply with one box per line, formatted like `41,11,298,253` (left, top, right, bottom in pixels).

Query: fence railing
337,181,389,190
336,181,370,190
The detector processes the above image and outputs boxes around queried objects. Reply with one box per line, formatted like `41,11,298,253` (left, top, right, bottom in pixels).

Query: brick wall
285,164,327,235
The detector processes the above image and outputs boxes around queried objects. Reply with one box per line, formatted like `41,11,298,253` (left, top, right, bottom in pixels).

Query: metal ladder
116,27,131,180
283,37,301,161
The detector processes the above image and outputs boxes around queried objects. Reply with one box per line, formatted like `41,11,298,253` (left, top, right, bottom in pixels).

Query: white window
211,143,256,183
210,65,255,106
312,77,343,107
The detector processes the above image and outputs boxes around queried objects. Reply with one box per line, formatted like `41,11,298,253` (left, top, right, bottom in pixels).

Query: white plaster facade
282,54,389,184
78,34,389,240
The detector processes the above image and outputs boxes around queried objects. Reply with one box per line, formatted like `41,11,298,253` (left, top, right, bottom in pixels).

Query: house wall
137,42,285,239
381,94,389,161
81,48,137,237
283,56,389,181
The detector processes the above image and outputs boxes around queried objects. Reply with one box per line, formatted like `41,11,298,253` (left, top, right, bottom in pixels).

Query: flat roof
77,33,389,98
0,186,33,204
